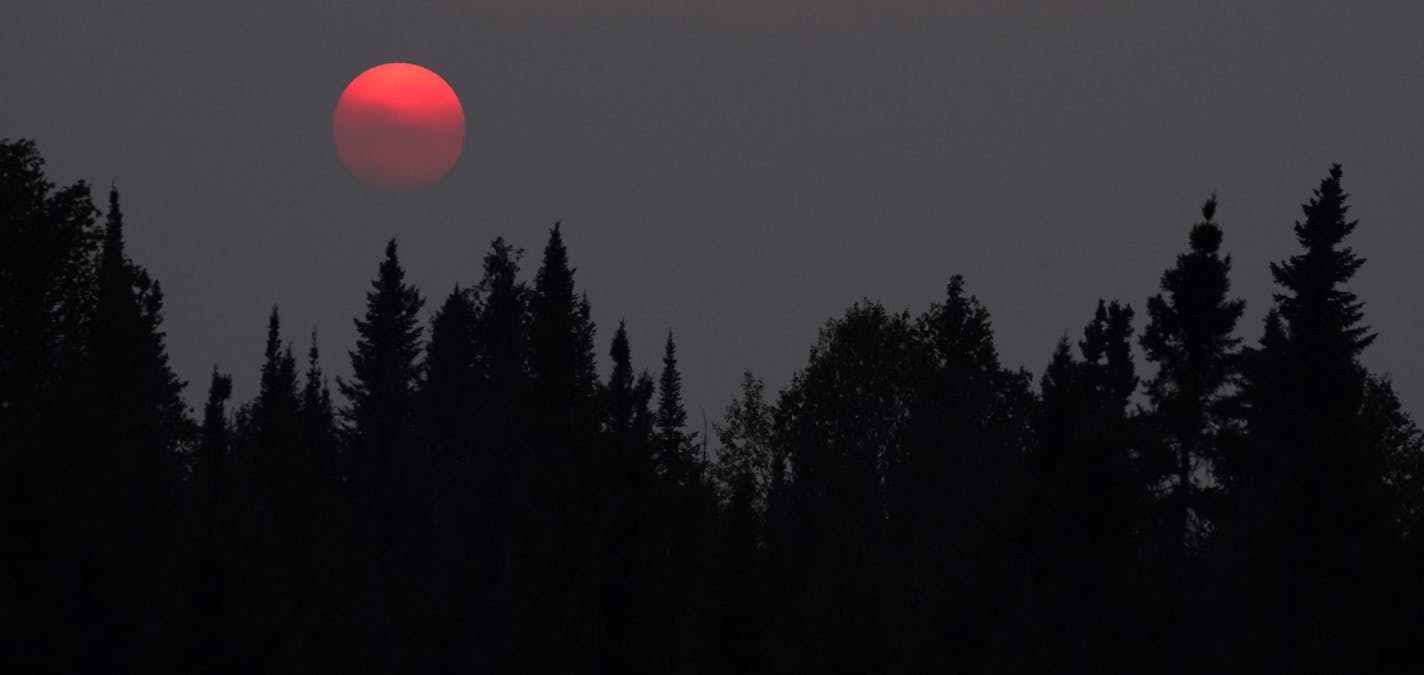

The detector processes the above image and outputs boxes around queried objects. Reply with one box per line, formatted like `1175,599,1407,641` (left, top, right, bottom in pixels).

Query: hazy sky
4,0,1422,422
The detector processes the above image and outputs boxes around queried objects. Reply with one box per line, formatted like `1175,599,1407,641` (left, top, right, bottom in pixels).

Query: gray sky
4,0,1422,423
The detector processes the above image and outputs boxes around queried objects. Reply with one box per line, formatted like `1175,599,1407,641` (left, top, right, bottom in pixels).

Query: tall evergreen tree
528,223,600,445
193,367,234,523
300,328,336,464
606,321,638,444
423,286,479,459
518,224,604,671
338,238,426,670
47,185,190,671
88,187,190,472
341,239,426,456
467,237,529,672
1138,196,1245,675
1141,196,1245,555
656,330,698,484
1224,165,1404,672
416,285,483,670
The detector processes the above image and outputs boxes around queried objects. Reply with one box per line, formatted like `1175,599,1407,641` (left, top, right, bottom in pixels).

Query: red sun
333,63,466,191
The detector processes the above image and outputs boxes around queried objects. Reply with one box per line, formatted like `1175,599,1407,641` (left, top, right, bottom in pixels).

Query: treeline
3,137,1423,674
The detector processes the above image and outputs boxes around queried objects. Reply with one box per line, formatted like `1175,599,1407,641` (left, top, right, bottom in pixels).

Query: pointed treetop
99,186,130,285
656,329,692,477
1189,194,1224,254
1269,163,1373,359
535,222,575,301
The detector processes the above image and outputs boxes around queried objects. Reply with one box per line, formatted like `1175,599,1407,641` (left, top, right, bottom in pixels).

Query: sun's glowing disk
333,63,466,191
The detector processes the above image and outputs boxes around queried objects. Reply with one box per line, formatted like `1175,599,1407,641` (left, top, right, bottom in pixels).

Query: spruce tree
656,330,697,484
1225,165,1403,672
521,223,603,671
341,239,425,454
467,237,529,671
299,329,337,479
423,285,479,466
528,223,600,445
71,186,189,671
606,321,637,443
337,239,425,668
193,367,234,523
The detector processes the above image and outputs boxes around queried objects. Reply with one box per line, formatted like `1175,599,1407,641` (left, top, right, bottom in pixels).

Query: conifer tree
528,223,600,444
300,329,336,475
1141,196,1245,556
69,186,189,670
656,330,697,484
1224,165,1405,672
193,367,234,523
606,321,637,443
423,285,480,464
521,223,604,670
88,187,189,470
466,237,529,670
337,239,425,668
341,239,426,454
475,237,527,432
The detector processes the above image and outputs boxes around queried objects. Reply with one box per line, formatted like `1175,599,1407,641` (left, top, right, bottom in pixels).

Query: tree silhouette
1028,300,1146,672
5,140,1424,675
1224,165,1407,673
656,330,698,484
338,238,426,670
1141,196,1244,557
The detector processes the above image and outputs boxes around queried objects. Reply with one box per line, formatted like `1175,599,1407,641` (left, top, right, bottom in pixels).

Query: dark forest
3,138,1422,674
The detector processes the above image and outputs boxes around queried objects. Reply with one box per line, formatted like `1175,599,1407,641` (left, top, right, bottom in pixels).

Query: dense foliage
3,139,1422,674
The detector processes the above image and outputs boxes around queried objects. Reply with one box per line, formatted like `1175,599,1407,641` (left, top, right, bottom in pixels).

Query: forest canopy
3,138,1422,674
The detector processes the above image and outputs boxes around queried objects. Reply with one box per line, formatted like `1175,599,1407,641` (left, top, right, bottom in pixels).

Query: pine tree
423,285,479,462
341,239,425,454
299,329,336,477
656,330,697,484
1224,165,1403,672
606,321,638,442
70,186,189,670
88,187,189,471
474,237,527,436
467,237,529,671
1140,196,1245,555
528,223,600,445
520,223,604,671
337,239,425,669
193,367,234,523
